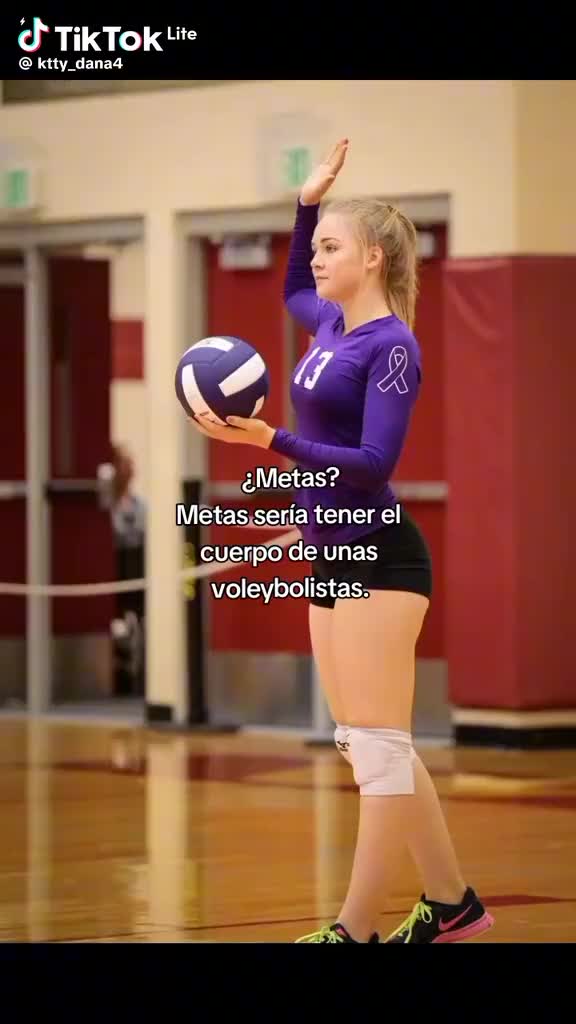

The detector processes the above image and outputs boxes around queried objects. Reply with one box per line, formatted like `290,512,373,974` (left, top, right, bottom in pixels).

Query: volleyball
175,335,269,425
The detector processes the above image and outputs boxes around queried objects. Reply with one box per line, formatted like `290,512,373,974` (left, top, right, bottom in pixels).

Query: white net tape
0,524,300,597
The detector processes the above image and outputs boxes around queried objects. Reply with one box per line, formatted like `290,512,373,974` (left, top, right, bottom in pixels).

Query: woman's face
311,213,379,303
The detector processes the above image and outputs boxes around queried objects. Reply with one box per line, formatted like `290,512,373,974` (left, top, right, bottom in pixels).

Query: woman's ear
366,245,384,272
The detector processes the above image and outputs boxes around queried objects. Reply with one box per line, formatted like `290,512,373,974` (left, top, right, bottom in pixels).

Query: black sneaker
295,922,380,943
385,886,494,943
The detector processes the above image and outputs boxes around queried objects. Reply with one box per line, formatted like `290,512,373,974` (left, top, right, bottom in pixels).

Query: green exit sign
1,166,38,211
282,146,312,190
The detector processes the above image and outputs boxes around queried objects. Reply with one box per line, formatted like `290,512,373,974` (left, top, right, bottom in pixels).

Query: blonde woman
192,140,494,944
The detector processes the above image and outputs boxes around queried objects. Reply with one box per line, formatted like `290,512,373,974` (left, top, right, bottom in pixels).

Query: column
25,246,51,713
144,211,187,724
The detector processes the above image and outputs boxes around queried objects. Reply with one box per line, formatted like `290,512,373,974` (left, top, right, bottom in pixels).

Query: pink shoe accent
438,905,474,932
432,911,495,943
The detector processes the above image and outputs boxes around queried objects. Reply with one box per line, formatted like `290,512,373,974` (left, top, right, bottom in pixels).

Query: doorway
0,217,145,718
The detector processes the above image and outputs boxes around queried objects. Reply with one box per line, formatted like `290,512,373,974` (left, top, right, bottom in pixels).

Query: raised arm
283,139,349,335
283,200,322,334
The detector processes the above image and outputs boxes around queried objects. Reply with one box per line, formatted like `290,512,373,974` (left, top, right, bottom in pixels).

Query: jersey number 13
294,347,334,391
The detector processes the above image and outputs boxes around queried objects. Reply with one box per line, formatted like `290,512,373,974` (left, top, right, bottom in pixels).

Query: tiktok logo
18,17,50,52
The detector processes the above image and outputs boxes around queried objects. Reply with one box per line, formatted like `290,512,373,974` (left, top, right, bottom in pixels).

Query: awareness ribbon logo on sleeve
377,345,409,394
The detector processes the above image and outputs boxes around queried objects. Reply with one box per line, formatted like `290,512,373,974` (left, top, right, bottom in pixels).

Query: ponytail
324,199,419,330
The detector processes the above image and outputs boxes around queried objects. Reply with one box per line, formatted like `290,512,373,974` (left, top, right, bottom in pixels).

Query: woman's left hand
190,413,276,449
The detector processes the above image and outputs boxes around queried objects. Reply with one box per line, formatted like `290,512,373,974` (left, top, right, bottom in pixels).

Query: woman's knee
334,723,417,795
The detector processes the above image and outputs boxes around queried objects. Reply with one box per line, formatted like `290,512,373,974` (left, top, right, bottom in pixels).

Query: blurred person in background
110,443,146,696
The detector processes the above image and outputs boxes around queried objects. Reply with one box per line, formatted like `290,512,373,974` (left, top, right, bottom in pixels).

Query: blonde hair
324,198,419,330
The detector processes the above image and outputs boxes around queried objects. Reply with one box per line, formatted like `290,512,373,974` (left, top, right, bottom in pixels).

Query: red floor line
42,896,576,943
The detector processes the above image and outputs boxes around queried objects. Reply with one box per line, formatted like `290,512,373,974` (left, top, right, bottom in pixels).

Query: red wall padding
402,503,444,660
112,319,144,379
394,254,446,658
444,255,576,709
397,253,445,482
515,257,576,707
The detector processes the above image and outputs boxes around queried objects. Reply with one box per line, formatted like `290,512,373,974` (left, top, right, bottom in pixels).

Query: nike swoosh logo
438,905,473,932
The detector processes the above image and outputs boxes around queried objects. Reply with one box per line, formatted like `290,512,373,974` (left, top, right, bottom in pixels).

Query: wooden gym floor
1,718,575,943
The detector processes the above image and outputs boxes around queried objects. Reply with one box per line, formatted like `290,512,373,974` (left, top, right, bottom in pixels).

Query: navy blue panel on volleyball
175,335,269,425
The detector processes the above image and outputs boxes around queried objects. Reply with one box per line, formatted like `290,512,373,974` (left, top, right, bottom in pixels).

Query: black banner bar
1,12,566,81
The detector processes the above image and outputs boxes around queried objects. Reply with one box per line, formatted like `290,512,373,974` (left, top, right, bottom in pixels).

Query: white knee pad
334,725,415,795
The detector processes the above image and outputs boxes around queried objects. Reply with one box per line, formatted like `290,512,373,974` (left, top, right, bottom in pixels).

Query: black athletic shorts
310,507,432,608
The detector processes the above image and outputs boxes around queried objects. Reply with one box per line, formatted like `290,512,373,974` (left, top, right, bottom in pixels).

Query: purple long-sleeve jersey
269,199,422,548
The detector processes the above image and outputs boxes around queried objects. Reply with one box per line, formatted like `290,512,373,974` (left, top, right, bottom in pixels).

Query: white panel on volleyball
180,363,226,425
218,353,267,396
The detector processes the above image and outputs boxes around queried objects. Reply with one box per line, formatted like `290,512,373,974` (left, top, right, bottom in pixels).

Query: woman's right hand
299,138,349,206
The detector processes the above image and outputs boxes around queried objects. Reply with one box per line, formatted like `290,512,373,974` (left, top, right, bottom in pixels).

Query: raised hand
299,138,349,206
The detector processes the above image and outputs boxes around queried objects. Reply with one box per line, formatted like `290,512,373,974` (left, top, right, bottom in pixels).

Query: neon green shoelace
295,925,345,943
388,901,433,942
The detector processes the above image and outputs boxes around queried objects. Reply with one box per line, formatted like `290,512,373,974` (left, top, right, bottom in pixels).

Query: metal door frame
0,216,145,713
